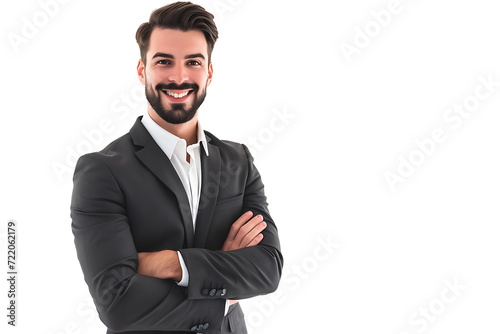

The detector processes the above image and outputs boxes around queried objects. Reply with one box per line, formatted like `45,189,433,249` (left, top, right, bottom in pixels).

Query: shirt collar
141,113,209,159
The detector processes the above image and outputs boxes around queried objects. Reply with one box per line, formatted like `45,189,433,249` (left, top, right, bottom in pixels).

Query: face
137,28,213,125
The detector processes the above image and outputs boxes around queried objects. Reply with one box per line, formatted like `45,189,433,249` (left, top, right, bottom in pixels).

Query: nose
167,63,189,84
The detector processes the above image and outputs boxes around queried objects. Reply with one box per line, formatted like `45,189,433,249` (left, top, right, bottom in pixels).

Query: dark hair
136,1,218,65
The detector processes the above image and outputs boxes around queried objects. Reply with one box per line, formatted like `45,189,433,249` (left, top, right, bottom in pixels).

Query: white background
1,0,500,333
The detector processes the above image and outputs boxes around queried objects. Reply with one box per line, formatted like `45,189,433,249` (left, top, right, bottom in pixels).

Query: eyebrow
152,52,205,60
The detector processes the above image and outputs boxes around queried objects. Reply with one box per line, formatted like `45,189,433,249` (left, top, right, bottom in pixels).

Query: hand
137,250,182,281
221,211,267,252
222,211,267,306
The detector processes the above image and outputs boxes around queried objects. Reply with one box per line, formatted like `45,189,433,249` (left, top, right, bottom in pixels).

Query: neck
148,108,198,146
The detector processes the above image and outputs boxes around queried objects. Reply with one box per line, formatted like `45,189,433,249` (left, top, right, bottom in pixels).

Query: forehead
148,28,208,58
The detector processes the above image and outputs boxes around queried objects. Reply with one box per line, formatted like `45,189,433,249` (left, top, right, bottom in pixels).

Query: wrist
163,250,182,281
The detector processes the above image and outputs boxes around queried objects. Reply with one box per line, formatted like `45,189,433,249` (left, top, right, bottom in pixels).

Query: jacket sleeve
71,153,225,333
179,144,284,300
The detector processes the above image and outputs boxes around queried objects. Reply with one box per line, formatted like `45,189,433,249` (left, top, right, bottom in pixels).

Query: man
70,2,283,334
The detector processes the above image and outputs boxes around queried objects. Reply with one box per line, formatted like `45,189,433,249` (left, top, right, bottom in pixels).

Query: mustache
155,83,198,91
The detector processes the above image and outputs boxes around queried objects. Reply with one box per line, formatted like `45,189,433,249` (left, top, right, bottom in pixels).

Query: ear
206,62,214,87
137,59,146,85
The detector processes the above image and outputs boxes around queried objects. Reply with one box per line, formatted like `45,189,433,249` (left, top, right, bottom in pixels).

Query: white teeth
165,90,189,98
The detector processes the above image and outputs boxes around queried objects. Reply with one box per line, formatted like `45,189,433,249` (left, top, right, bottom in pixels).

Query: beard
145,80,207,124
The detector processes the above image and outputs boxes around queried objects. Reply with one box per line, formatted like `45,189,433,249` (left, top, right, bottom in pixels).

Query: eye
187,60,201,66
158,59,172,65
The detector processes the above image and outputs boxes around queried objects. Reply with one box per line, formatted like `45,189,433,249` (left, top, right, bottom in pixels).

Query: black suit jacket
71,117,283,333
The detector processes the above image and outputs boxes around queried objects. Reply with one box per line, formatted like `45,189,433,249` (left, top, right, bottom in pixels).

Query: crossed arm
137,211,267,305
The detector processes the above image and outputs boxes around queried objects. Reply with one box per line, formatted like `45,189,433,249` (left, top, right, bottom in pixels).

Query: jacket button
209,288,216,296
201,288,209,296
190,325,197,331
203,323,209,329
215,289,222,296
221,288,227,296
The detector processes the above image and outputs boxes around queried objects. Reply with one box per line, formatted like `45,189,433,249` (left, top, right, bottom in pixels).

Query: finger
240,220,266,248
226,211,253,241
234,215,263,245
246,233,264,248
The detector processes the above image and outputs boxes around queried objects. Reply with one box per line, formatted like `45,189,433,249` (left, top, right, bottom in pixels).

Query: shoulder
75,132,137,172
204,130,252,162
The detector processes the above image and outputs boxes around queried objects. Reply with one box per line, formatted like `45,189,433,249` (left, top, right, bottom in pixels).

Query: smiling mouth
161,89,194,99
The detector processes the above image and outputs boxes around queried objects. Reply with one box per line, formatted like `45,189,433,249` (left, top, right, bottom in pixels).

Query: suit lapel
130,117,195,248
194,141,220,248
